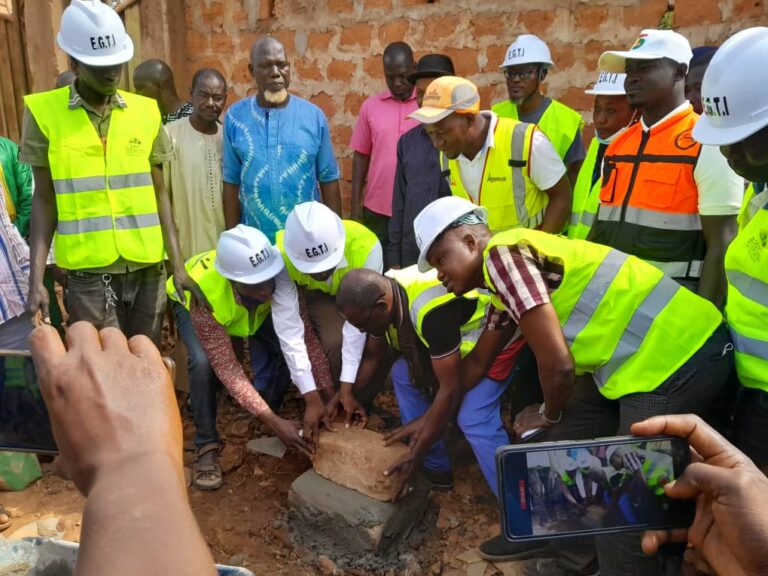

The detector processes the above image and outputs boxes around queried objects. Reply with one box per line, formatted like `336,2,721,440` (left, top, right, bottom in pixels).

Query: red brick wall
184,0,767,211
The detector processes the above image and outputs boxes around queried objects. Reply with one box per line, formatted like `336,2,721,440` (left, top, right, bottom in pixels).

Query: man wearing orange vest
590,29,743,307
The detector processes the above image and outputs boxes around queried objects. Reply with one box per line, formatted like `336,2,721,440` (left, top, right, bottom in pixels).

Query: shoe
478,534,550,562
420,467,454,491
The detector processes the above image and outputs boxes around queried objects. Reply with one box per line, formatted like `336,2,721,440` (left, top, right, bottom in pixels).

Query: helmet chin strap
513,66,546,107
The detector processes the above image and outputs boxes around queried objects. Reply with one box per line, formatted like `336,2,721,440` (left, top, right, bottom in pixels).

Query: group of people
0,0,767,574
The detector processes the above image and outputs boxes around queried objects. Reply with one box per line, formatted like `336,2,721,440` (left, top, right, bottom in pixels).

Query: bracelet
539,402,562,424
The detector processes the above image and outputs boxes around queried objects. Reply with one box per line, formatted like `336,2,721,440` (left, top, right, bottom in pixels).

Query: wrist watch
538,402,563,424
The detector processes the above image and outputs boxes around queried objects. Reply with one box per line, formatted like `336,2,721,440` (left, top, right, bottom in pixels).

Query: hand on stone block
328,383,368,428
302,390,337,446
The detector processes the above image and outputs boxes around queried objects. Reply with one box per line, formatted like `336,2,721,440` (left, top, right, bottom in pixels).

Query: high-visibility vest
590,106,704,281
482,229,722,399
492,98,585,162
24,87,164,270
724,187,768,392
166,250,271,338
275,220,378,295
386,265,489,357
737,183,761,231
568,138,605,240
441,118,547,233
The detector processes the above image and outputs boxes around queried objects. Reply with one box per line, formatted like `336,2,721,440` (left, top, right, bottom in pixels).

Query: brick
472,14,516,39
731,0,765,18
310,91,337,118
340,22,373,48
345,91,368,115
517,10,557,35
423,14,464,44
485,43,508,70
186,29,210,54
313,427,408,501
378,18,411,47
558,86,594,116
326,59,356,82
621,0,668,30
443,47,479,77
549,41,575,70
675,0,721,27
288,470,428,557
308,31,334,52
269,28,296,52
332,125,352,149
200,0,225,27
366,0,391,9
362,54,383,78
573,4,609,35
210,32,235,56
295,61,324,82
328,0,354,13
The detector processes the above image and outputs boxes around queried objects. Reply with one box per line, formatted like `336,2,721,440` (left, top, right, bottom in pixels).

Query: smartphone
0,349,57,455
497,436,693,541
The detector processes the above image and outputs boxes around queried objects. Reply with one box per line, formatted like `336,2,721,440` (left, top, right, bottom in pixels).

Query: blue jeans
173,303,290,448
390,356,510,496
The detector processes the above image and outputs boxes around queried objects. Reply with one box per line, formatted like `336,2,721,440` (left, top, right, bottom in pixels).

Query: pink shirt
349,90,419,216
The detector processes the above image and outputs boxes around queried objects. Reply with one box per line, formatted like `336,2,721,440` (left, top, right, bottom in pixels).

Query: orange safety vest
589,105,704,281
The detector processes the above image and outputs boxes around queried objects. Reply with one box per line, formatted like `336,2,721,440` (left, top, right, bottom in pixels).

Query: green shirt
0,137,32,237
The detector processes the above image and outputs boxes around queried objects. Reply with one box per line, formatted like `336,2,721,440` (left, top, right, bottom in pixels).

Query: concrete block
313,426,408,501
288,470,428,557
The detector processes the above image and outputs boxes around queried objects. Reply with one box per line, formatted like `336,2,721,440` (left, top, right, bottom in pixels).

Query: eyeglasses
503,67,540,81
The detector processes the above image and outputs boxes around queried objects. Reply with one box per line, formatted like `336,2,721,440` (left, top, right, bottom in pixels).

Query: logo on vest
674,129,697,151
126,137,145,157
90,35,118,51
305,242,329,259
703,96,730,118
249,248,271,268
486,174,508,183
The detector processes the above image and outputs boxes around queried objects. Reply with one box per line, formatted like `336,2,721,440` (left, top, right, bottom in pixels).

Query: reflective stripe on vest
482,229,722,399
166,250,271,337
569,138,603,240
590,106,704,281
276,220,379,295
24,87,164,270
725,194,768,391
442,118,546,233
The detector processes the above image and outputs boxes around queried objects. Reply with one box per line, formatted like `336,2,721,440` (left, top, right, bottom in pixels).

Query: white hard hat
599,29,692,74
414,196,488,273
584,71,627,95
693,27,768,146
215,225,284,284
283,202,345,274
57,0,134,66
500,34,554,68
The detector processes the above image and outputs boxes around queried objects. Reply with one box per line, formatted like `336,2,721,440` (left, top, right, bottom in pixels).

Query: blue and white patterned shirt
222,95,340,241
0,181,29,323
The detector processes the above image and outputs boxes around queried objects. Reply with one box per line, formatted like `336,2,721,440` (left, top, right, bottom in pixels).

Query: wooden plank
21,0,60,93
114,0,140,14
122,2,141,91
0,22,20,140
0,0,13,21
7,0,28,125
0,75,8,139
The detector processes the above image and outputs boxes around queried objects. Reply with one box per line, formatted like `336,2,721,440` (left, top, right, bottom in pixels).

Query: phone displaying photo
497,436,693,541
0,349,57,454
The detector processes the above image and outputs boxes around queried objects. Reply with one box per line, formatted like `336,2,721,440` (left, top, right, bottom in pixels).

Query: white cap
57,0,134,66
500,34,554,68
283,202,345,274
693,27,768,146
215,225,284,284
599,29,693,74
584,71,627,95
414,197,488,272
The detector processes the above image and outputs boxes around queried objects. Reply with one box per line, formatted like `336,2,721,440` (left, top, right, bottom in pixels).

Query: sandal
193,444,223,491
0,503,11,532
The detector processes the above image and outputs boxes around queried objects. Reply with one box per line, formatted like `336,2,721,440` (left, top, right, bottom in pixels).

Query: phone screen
498,436,693,541
0,350,57,454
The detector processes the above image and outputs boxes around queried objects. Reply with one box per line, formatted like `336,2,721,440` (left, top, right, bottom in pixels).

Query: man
335,266,519,499
590,29,743,307
414,196,732,573
568,71,635,240
493,34,586,185
691,26,768,470
0,138,32,238
133,58,194,124
350,41,418,264
388,54,454,269
223,36,341,242
168,225,329,488
685,46,717,115
409,76,572,235
21,0,202,345
276,202,382,400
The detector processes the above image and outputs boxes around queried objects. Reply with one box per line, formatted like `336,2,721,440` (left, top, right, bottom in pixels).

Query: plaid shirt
0,181,30,323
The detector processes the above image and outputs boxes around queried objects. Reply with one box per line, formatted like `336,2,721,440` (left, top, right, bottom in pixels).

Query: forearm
408,386,459,463
350,338,385,398
350,152,370,217
319,180,342,217
153,166,184,272
28,171,56,285
698,243,728,309
223,183,241,229
538,362,575,419
340,320,365,385
540,177,572,233
77,452,217,576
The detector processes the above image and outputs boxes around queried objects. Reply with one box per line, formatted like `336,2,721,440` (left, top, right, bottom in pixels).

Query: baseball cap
407,76,480,124
408,54,455,84
584,71,627,95
414,196,488,272
599,29,693,74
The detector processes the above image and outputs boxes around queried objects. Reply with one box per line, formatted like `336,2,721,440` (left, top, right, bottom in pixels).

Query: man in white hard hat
276,202,383,410
168,225,324,488
493,34,586,186
568,71,636,240
413,195,732,570
691,27,768,472
409,76,572,236
589,29,743,308
21,0,204,345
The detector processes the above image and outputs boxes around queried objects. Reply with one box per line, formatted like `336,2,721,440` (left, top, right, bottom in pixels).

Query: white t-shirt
456,111,567,203
640,102,743,216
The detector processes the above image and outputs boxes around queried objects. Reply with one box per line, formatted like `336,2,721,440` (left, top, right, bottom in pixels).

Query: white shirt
455,111,567,202
270,243,384,394
641,101,743,216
